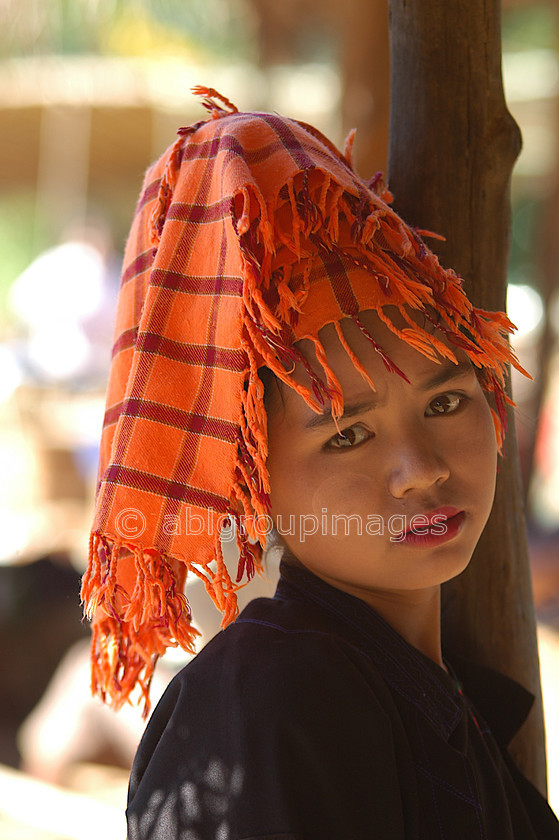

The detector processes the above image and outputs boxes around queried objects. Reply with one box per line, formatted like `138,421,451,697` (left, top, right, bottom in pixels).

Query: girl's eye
326,424,371,450
426,393,464,416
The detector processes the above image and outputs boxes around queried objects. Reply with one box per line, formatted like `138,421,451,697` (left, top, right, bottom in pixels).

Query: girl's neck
359,583,445,671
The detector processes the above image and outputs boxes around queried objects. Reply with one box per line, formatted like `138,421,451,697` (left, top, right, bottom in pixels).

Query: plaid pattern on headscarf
81,88,526,710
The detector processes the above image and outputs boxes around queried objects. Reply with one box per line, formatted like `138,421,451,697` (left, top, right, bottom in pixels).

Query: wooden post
388,0,547,793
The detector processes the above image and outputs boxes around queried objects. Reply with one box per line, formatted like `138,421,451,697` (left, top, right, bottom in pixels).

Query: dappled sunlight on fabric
128,757,244,840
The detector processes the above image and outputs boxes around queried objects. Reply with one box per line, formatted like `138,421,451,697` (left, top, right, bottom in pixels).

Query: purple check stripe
112,327,138,358
103,402,123,428
318,249,360,316
150,269,243,297
259,113,316,171
135,177,161,215
182,134,247,165
120,398,238,442
166,198,232,225
104,464,229,509
122,249,157,287
136,332,246,371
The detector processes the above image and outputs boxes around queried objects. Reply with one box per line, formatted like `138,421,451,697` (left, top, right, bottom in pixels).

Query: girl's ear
263,526,287,565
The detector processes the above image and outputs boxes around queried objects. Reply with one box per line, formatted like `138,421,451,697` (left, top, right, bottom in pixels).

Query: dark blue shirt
127,561,559,839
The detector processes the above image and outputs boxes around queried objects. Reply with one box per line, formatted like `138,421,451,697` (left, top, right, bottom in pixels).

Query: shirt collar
445,652,534,748
275,560,533,745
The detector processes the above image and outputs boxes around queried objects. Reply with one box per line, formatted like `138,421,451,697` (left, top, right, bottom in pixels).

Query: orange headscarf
81,88,525,710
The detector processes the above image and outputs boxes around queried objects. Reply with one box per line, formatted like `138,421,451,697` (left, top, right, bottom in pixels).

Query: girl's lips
414,506,462,529
395,507,465,547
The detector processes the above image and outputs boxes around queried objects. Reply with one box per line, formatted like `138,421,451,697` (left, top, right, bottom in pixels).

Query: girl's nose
387,435,450,499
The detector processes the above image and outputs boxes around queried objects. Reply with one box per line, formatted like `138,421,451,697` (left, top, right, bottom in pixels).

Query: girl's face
264,310,498,604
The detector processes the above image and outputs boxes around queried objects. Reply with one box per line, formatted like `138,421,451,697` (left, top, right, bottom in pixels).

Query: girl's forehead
265,308,474,424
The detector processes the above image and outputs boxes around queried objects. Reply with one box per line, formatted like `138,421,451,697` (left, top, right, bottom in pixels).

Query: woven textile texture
81,88,525,709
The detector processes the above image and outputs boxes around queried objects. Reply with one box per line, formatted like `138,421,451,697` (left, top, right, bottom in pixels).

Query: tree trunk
388,0,546,794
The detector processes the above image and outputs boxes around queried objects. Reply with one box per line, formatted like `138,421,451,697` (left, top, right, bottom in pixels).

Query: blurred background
0,1,559,837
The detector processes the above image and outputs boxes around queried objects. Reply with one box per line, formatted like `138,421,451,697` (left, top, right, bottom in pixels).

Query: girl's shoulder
172,591,389,711
185,591,388,688
129,593,408,840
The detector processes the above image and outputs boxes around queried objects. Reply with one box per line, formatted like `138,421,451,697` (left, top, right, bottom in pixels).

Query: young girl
82,88,559,839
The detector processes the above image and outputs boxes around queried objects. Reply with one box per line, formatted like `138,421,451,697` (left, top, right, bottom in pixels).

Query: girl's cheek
469,401,499,459
311,473,379,518
443,398,496,457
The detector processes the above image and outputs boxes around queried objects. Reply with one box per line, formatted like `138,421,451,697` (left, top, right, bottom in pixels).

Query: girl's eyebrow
419,358,475,391
304,359,475,431
305,396,379,430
